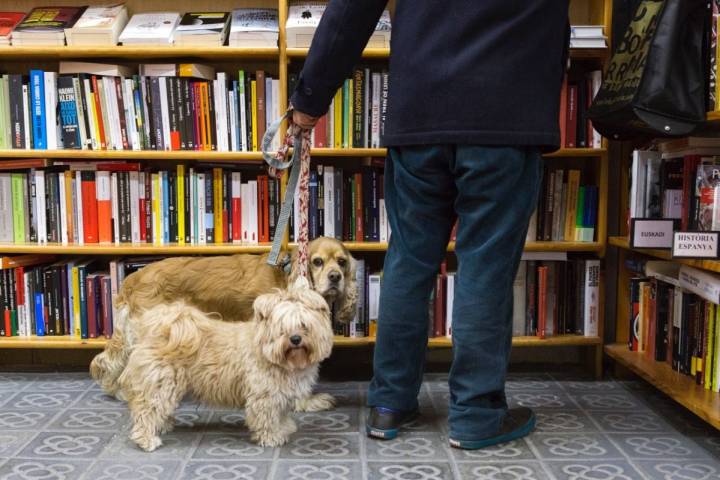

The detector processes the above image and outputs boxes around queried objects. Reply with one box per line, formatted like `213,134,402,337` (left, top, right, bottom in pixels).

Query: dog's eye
312,258,323,268
337,258,347,268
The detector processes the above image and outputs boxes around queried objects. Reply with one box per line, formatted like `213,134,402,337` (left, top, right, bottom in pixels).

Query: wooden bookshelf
609,236,720,274
0,46,279,59
707,111,720,122
605,344,720,430
0,334,601,350
286,47,609,61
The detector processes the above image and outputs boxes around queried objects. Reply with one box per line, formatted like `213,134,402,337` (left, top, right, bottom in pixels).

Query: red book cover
193,83,203,151
559,75,568,149
354,173,364,241
566,83,577,148
96,163,141,172
0,12,25,37
87,274,98,339
314,115,328,148
139,191,147,242
91,76,107,150
15,267,24,312
434,273,445,338
3,310,10,337
681,155,701,230
81,172,99,243
0,158,51,170
232,178,241,242
537,266,547,339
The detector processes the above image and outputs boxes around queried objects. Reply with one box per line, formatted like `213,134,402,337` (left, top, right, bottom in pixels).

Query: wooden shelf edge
609,236,720,274
287,48,608,60
605,343,720,430
0,46,280,59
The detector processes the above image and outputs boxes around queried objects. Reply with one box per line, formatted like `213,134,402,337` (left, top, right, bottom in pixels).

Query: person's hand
292,108,319,130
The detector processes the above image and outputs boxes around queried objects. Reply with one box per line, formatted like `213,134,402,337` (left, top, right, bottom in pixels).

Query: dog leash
261,108,312,279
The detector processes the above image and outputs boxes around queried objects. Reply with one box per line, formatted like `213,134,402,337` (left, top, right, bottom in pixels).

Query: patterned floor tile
169,410,213,431
456,461,551,480
206,411,247,431
535,410,598,434
0,458,92,480
0,374,33,392
180,461,270,480
695,436,720,458
591,411,675,434
0,391,19,408
83,460,183,480
16,432,111,459
543,460,644,480
329,389,366,408
365,433,449,462
571,391,642,411
529,433,623,460
6,391,85,411
70,390,126,410
506,374,560,391
315,381,364,392
280,433,360,460
102,430,200,459
27,376,91,392
0,432,37,458
608,433,713,460
192,433,275,460
450,438,537,462
508,391,578,410
0,410,59,431
634,460,720,479
273,461,362,480
293,408,359,434
556,380,623,393
366,462,453,480
46,409,128,432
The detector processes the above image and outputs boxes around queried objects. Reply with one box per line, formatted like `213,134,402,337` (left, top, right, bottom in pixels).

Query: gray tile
27,376,91,392
634,460,720,479
206,411,247,431
280,433,360,460
572,392,642,411
365,433,448,461
180,461,270,480
609,433,712,460
535,410,598,434
530,433,623,460
330,389,366,408
0,391,19,408
367,462,452,480
293,408,359,433
456,461,551,480
402,409,444,433
70,390,125,409
273,461,362,480
102,431,200,459
506,374,560,391
0,431,37,458
315,381,363,392
0,374,34,391
509,391,577,410
450,438,537,462
695,436,720,458
17,432,111,459
46,409,127,432
556,380,623,392
7,391,84,410
0,459,91,480
592,411,675,433
0,410,58,431
192,433,274,460
83,460,183,480
169,410,213,431
544,460,645,480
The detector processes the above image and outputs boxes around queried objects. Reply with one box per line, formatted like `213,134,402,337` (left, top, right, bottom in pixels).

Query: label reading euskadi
673,232,720,258
631,219,674,248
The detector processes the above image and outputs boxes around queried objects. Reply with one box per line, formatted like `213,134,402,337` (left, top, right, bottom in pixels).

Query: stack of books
65,3,129,46
118,12,180,46
10,6,86,46
229,8,278,48
0,12,24,46
569,25,607,49
174,12,230,47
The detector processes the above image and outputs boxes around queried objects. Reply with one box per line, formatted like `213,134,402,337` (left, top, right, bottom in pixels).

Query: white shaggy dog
118,279,334,451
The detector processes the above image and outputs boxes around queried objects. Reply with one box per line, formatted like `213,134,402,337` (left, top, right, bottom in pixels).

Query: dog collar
280,253,292,275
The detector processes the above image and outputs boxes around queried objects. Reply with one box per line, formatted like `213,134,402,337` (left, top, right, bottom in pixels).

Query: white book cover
44,72,58,150
287,4,390,48
513,262,527,336
630,150,651,218
58,173,68,245
231,8,279,33
197,173,206,245
644,152,662,218
368,274,381,334
663,189,682,219
217,73,229,151
138,171,146,240
23,271,32,337
446,273,455,337
228,89,238,151
526,208,537,242
119,12,180,43
69,3,128,33
589,70,602,148
22,84,30,149
122,79,138,150
129,171,140,243
238,71,248,151
352,259,366,337
583,259,600,336
371,72,381,148
36,170,47,244
159,78,171,150
570,25,604,37
82,78,98,150
231,172,241,243
102,77,118,149
0,174,12,242
188,169,195,244
241,183,249,243
679,264,720,305
379,198,387,242
74,170,83,244
545,263,556,338
249,180,258,244
324,165,334,238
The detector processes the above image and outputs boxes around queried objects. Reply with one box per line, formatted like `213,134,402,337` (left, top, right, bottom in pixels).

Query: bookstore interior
0,0,720,478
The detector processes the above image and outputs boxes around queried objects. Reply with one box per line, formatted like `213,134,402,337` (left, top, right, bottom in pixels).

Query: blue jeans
367,145,543,441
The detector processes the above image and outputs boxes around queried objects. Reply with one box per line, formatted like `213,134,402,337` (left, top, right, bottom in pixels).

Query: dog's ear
252,291,282,322
334,255,358,324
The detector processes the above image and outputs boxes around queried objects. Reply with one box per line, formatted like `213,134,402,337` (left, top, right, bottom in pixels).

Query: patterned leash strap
261,109,312,279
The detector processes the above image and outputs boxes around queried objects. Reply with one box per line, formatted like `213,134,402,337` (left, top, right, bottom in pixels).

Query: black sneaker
448,407,536,450
365,406,419,440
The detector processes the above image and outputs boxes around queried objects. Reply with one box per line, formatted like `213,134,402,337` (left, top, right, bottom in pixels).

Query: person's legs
447,146,542,443
367,145,457,412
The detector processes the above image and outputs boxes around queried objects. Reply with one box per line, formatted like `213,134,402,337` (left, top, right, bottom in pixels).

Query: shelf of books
286,47,610,61
0,46,280,59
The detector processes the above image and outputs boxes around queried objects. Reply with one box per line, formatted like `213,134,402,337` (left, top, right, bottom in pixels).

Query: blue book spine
34,293,45,336
30,70,46,150
79,267,88,339
309,170,318,239
162,171,169,244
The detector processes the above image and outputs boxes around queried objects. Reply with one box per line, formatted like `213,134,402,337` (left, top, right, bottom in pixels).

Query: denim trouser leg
367,145,542,440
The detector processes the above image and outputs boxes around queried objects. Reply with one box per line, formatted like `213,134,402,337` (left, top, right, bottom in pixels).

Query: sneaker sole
448,414,536,450
365,411,419,441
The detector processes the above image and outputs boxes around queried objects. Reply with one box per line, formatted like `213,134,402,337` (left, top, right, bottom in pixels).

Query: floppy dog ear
333,256,358,324
252,291,283,322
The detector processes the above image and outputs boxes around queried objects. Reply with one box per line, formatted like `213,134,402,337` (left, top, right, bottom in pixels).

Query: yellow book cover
152,173,161,246
706,303,715,389
334,89,342,149
177,165,185,245
714,304,720,392
213,168,223,243
89,91,101,150
72,266,81,339
716,16,720,111
564,170,581,241
202,83,212,151
347,79,354,147
251,80,258,151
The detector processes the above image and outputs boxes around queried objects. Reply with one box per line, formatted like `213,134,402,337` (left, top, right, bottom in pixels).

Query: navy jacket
290,1,571,151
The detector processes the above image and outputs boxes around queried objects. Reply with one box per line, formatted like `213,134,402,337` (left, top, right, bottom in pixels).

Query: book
0,12,25,46
229,8,278,48
119,12,180,46
175,12,230,46
65,3,128,46
11,6,85,45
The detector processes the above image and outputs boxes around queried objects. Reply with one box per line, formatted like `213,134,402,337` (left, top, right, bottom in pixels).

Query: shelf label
672,231,720,259
630,219,675,249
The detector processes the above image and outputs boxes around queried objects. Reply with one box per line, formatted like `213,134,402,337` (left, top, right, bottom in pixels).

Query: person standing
290,0,570,448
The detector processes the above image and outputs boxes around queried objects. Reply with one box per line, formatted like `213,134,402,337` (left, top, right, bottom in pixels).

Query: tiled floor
0,371,718,479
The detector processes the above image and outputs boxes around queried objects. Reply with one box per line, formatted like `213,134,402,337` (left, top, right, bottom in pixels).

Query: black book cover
168,77,178,149
184,168,191,244
343,174,352,241
183,79,194,150
57,76,81,149
536,167,547,241
371,167,379,241
246,74,253,151
175,78,187,150
317,166,324,236
53,265,64,336
352,68,364,148
14,6,86,32
335,167,343,240
149,77,163,150
0,270,7,336
144,170,153,244
28,173,37,243
380,71,389,137
119,172,130,243
43,268,54,335
168,171,178,243
576,77,587,148
655,281,670,361
59,264,69,335
8,269,17,335
208,82,217,151
9,74,25,149
205,171,214,243
224,170,232,243
114,77,129,150
362,167,374,241
268,177,276,241
44,173,55,243
543,170,554,241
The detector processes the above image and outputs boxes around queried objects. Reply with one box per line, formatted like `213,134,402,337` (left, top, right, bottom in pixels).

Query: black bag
587,0,708,140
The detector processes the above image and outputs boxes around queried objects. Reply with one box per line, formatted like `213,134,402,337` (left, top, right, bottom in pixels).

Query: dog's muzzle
290,335,302,346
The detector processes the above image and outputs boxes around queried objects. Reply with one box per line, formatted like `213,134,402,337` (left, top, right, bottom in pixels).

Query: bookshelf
0,0,612,376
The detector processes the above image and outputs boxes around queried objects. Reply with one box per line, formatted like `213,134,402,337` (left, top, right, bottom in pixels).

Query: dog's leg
245,397,295,447
90,305,132,400
294,393,336,412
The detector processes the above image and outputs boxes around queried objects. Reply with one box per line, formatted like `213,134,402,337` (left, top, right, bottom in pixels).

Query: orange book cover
91,76,107,150
95,171,112,243
202,82,212,151
81,171,99,243
0,159,51,170
537,266,548,339
354,173,363,241
195,83,205,151
4,311,10,337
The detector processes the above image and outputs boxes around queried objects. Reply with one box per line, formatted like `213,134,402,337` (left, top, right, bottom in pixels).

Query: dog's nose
290,335,302,346
328,271,341,283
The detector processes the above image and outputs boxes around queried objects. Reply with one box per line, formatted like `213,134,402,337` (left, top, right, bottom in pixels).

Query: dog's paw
159,418,175,435
131,433,162,452
252,430,290,447
294,393,335,412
